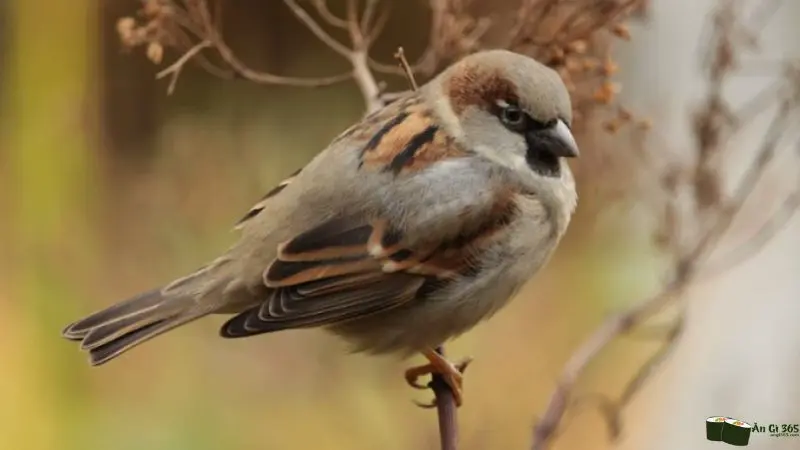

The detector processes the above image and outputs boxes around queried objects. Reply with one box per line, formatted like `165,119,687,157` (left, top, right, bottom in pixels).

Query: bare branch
705,183,800,276
531,278,687,450
572,315,682,441
345,0,365,49
686,100,796,266
311,0,350,28
155,39,212,94
283,0,353,57
361,0,380,34
192,0,352,86
618,315,683,408
351,51,384,113
366,2,391,44
341,0,383,113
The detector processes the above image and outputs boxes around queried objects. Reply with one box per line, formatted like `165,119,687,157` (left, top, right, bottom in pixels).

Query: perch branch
431,346,460,450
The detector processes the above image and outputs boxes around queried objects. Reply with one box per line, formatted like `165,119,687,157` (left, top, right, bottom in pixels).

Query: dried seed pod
601,58,619,76
603,118,622,133
611,23,631,40
116,17,137,45
147,42,164,64
567,40,588,54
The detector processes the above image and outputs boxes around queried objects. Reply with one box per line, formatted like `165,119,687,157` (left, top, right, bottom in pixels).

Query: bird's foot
404,348,473,408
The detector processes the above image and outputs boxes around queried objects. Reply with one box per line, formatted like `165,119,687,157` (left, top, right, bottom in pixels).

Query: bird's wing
220,194,517,337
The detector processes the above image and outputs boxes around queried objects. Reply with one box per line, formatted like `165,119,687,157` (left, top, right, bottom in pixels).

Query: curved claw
413,399,438,409
405,364,436,390
404,351,474,408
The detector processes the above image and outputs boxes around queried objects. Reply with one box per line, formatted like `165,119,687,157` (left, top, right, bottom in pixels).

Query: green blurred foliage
0,1,661,449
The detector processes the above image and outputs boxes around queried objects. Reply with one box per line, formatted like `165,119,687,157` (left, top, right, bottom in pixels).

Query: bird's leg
404,348,473,407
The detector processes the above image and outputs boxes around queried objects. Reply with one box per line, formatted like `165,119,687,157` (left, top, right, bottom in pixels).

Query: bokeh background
1,1,798,449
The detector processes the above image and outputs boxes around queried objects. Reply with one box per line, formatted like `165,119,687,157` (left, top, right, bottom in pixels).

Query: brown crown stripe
446,67,520,115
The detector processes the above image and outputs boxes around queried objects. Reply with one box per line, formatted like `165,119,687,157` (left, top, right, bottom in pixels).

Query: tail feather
86,314,202,365
80,306,171,351
62,289,165,340
62,288,209,366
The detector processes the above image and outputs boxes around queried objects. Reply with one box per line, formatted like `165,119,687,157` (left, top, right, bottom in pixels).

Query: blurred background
1,1,798,449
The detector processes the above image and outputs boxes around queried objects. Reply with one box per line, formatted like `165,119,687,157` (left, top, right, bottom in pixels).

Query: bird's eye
500,105,526,131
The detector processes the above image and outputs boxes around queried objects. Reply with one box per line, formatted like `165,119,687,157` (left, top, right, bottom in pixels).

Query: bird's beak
548,119,579,158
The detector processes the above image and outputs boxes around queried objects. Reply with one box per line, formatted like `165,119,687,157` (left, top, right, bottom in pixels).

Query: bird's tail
62,263,228,365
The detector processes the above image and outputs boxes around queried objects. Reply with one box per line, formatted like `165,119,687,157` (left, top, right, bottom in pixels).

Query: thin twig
747,0,785,34
192,0,352,86
367,0,442,76
361,0,380,34
283,0,353,57
686,100,795,266
704,185,800,276
156,39,212,94
617,315,683,408
366,2,391,44
394,47,419,90
531,278,687,450
311,0,350,28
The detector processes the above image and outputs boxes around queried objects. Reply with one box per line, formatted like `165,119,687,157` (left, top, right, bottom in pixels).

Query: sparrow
62,49,579,407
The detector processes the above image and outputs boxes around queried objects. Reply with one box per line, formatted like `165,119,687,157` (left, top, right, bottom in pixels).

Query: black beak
523,119,579,177
546,119,579,158
525,119,579,159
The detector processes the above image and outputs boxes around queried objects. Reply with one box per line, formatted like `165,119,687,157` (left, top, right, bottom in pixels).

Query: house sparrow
62,49,578,406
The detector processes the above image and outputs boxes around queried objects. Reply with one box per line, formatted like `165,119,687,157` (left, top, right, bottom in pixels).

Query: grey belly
325,268,531,357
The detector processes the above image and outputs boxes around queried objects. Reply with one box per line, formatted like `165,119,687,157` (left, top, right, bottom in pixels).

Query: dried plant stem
394,47,419,90
705,186,800,276
156,39,212,94
532,100,798,450
531,278,686,450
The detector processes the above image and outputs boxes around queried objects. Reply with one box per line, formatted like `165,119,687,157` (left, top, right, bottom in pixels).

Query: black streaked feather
221,277,421,337
62,289,164,339
388,249,413,262
88,319,168,365
282,221,373,256
386,125,439,174
360,112,409,155
380,226,403,248
265,254,367,283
